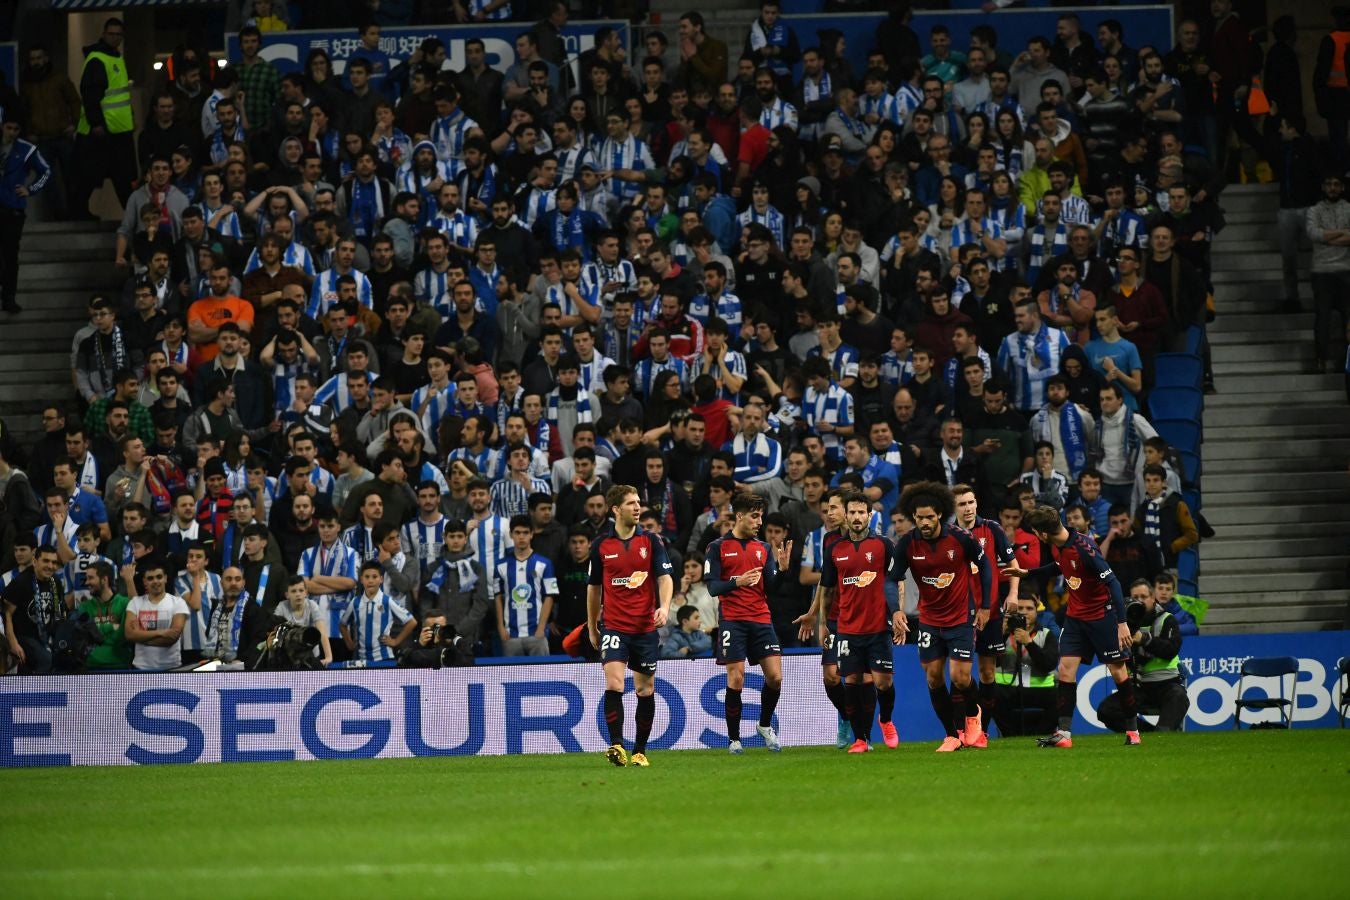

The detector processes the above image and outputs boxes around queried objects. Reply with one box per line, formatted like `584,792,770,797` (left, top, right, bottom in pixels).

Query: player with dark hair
705,493,793,754
587,484,675,768
793,486,850,747
1002,505,1140,747
953,483,1018,745
819,492,902,753
893,481,992,752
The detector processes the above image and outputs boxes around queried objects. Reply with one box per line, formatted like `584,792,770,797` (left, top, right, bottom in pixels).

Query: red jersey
704,535,777,624
820,535,896,634
1047,529,1123,622
1008,527,1042,572
818,528,844,620
965,517,1016,613
588,529,674,633
894,524,991,628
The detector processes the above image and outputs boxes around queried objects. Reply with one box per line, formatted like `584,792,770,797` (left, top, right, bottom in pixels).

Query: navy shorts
976,614,1006,656
821,618,839,667
1060,615,1130,664
836,631,895,676
599,627,659,675
715,620,782,666
915,620,975,664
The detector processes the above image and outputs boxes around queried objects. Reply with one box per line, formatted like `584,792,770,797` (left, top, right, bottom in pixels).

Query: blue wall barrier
224,20,630,78
777,6,1174,80
1,631,1344,767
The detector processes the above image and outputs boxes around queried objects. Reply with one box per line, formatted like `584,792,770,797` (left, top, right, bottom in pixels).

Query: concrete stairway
1,221,122,450
1199,183,1350,633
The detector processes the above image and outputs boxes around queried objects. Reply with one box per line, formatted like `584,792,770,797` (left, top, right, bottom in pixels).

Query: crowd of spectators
0,0,1341,673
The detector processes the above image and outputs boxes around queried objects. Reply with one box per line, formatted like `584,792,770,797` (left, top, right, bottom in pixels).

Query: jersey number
836,639,850,658
916,631,932,649
600,635,621,652
721,630,732,650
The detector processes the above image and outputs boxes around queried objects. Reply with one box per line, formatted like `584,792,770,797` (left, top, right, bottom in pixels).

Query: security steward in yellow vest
1098,580,1190,732
75,16,137,212
993,592,1060,737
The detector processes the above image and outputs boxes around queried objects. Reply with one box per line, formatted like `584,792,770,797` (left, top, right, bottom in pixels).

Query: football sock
823,681,848,715
633,693,655,754
1056,680,1077,733
978,681,996,731
862,683,877,735
930,686,956,737
846,682,867,741
725,688,743,742
1116,677,1139,731
950,687,968,735
876,685,896,724
603,689,624,746
759,684,781,728
962,687,978,717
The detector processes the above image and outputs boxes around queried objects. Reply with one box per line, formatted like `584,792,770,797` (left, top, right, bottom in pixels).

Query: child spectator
662,604,712,659
275,574,333,665
341,561,417,665
1019,440,1069,509
1153,572,1199,636
1133,464,1199,570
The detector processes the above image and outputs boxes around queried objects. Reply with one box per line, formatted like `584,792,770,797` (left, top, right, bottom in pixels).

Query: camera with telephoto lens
255,618,323,670
1006,612,1029,634
398,622,475,668
1125,598,1149,631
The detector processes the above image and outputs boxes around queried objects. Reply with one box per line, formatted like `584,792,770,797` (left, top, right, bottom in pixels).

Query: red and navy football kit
819,534,898,676
966,516,1017,655
589,528,674,674
705,535,783,665
893,524,992,663
1028,529,1128,663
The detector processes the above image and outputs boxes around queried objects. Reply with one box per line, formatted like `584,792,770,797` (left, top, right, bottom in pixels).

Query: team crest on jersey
611,570,649,589
864,551,873,562
921,572,955,589
1070,559,1078,570
947,549,955,560
1066,576,1082,590
978,537,987,547
754,548,763,562
639,544,647,559
842,571,878,588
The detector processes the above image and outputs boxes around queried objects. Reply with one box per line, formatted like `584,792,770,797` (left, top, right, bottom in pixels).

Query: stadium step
1199,536,1347,561
1198,188,1350,633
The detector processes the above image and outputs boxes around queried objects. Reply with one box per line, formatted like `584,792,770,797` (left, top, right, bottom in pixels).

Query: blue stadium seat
1155,418,1201,453
1181,324,1203,357
1177,548,1199,585
1178,448,1202,486
1149,387,1203,424
1154,353,1204,390
1183,489,1202,513
1178,579,1200,597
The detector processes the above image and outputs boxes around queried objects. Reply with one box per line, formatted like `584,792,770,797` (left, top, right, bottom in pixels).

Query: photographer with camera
992,588,1060,737
1097,578,1190,732
397,609,476,668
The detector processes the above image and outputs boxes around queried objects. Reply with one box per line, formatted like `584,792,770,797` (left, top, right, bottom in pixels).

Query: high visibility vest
1139,609,1181,681
995,630,1055,688
1329,31,1350,89
77,51,133,135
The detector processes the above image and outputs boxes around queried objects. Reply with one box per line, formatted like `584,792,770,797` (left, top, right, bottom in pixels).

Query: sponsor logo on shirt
842,571,878,588
921,572,956,589
1066,576,1082,591
610,571,649,589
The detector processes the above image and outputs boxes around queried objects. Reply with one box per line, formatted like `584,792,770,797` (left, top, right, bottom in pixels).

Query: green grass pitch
2,731,1346,898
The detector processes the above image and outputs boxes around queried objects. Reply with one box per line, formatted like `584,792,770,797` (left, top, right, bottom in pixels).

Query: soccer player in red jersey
892,482,993,752
587,485,675,767
1002,506,1141,747
793,487,851,746
819,492,904,753
953,485,1019,745
705,493,793,754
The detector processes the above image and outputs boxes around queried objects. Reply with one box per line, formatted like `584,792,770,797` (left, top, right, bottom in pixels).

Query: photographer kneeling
993,589,1060,737
1097,579,1190,732
398,609,475,668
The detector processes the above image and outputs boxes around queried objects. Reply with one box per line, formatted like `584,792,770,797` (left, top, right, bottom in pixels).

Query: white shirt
127,593,191,670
